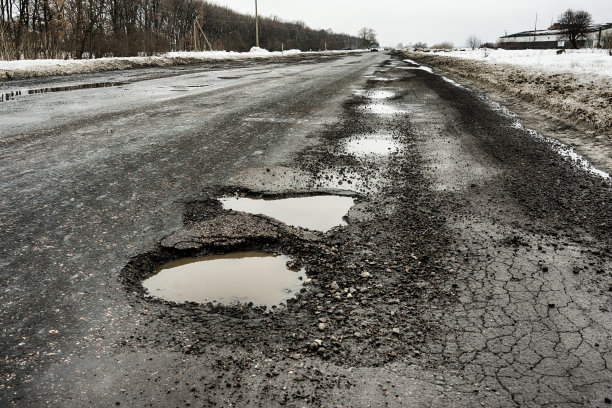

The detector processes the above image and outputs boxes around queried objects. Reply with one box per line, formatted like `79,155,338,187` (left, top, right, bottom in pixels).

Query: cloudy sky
210,0,612,47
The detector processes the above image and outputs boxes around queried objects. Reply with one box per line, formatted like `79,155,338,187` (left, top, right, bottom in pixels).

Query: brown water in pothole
219,195,354,232
142,251,306,308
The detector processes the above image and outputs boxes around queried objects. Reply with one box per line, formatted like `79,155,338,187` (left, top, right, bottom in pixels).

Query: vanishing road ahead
1,52,611,407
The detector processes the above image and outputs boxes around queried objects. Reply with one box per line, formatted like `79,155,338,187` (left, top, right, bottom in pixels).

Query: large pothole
122,190,357,312
219,194,355,232
142,251,306,308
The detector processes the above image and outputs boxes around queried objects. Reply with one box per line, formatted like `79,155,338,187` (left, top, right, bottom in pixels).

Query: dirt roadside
399,51,612,175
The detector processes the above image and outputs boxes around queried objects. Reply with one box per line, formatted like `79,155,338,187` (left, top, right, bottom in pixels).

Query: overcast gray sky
210,0,612,47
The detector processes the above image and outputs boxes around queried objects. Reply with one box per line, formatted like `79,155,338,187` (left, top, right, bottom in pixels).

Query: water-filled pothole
219,195,354,232
345,134,400,156
1,82,125,102
360,104,407,115
354,89,396,99
142,251,306,308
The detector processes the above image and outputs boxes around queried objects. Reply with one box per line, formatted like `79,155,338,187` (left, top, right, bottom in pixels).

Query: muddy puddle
345,134,400,156
142,251,306,308
220,195,354,232
1,82,125,102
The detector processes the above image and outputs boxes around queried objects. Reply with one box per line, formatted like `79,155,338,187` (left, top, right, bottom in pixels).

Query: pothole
360,104,407,115
354,89,396,99
142,251,306,308
345,134,400,156
219,195,354,232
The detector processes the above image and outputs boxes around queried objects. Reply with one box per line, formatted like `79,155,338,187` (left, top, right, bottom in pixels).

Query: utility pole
255,0,260,48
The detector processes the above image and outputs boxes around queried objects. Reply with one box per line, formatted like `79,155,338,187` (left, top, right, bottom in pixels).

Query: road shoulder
399,51,612,175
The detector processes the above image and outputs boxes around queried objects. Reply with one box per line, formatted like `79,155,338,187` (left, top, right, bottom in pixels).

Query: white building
498,23,612,49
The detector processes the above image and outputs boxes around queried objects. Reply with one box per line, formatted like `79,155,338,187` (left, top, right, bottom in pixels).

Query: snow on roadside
0,48,340,80
402,50,612,134
428,48,612,78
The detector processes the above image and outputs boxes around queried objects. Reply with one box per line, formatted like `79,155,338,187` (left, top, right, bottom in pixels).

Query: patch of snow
0,48,347,79
249,46,270,54
421,48,612,78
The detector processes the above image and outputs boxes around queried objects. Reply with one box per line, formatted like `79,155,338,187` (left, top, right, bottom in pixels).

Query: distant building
498,23,612,49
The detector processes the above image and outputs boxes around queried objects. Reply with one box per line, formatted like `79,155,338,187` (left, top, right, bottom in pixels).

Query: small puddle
354,89,395,99
345,134,399,157
361,103,406,115
142,251,305,308
1,82,125,102
220,195,354,232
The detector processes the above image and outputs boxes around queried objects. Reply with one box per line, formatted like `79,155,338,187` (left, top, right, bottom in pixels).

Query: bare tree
413,41,427,49
556,9,593,49
603,32,612,49
358,27,377,48
0,0,362,59
466,34,481,50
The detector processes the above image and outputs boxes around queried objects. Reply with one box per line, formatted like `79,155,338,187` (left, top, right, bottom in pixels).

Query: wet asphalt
1,52,612,407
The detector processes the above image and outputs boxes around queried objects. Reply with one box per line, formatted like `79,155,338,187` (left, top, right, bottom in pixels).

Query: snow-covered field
434,48,612,78
0,48,353,79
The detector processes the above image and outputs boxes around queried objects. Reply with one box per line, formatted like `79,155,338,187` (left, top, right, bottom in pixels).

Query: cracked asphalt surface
1,52,611,407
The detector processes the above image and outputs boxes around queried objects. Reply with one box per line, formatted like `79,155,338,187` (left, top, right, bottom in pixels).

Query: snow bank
0,48,310,79
434,48,612,78
402,50,612,134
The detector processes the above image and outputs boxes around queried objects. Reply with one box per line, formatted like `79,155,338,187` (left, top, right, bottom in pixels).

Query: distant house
498,23,612,49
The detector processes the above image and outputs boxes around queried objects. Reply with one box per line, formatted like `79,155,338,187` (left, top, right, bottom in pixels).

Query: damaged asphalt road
1,52,611,407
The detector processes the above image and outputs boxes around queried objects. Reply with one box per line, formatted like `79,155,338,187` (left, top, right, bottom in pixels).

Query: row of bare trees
201,5,358,53
0,0,358,59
